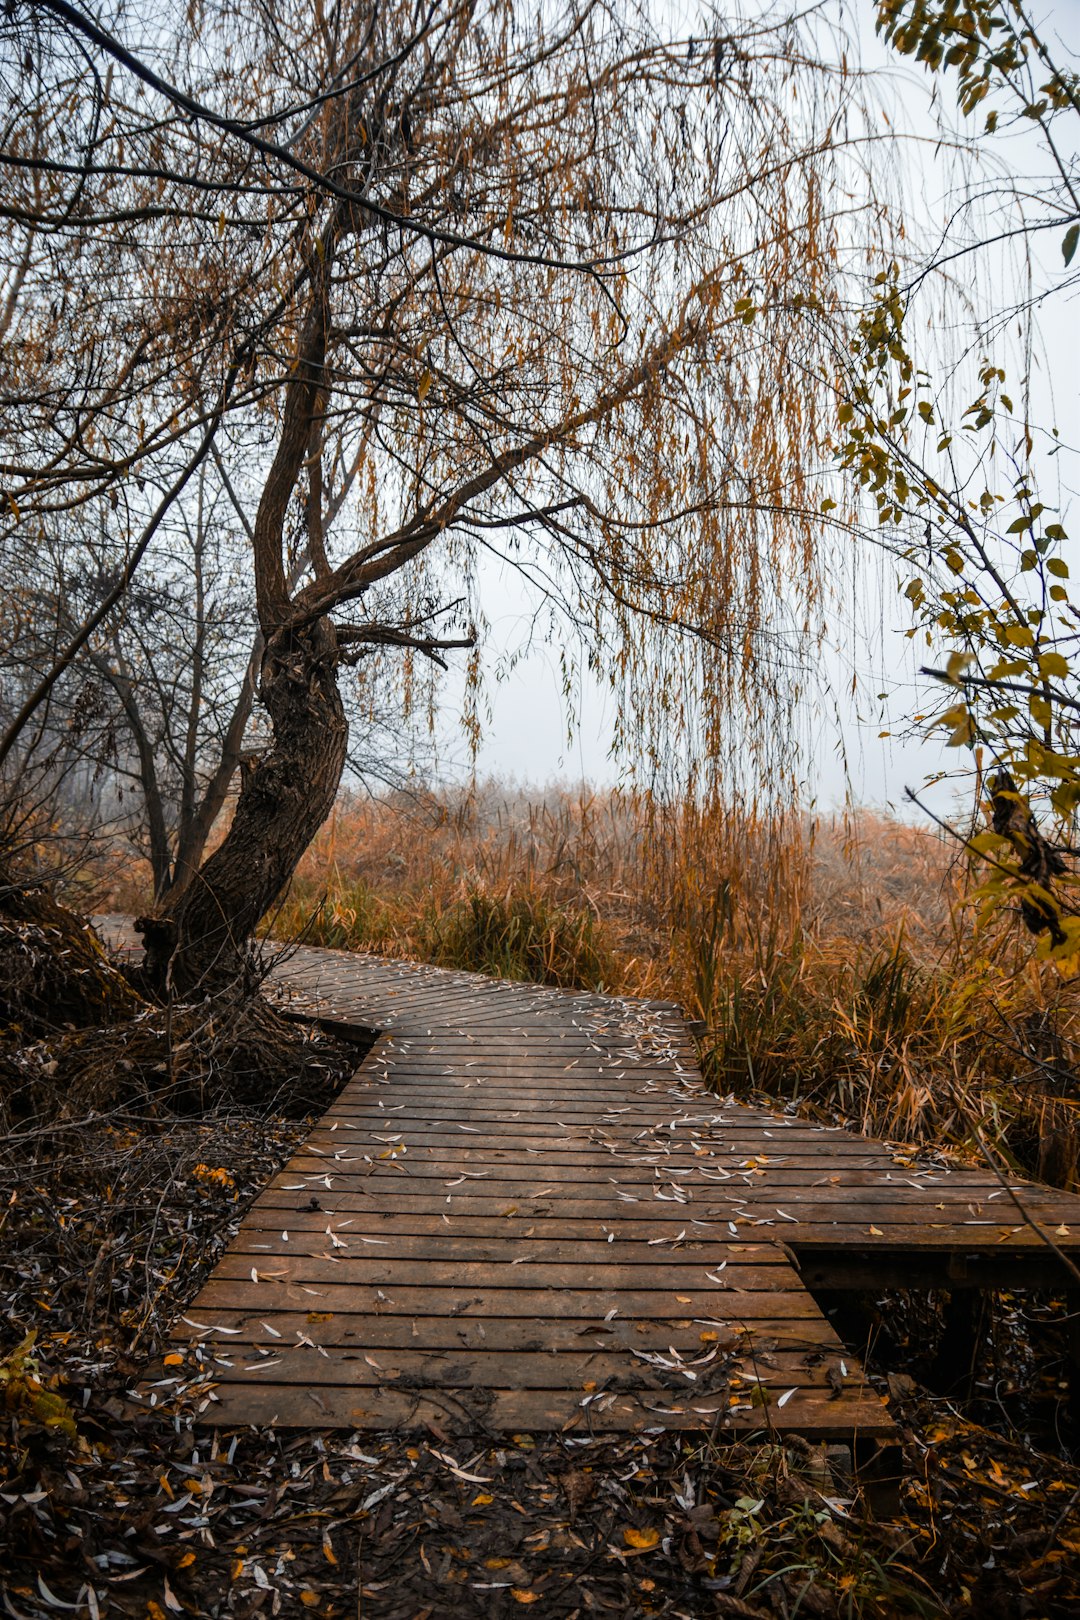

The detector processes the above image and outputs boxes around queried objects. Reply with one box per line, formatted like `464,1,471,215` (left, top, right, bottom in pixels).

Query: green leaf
1063,223,1080,267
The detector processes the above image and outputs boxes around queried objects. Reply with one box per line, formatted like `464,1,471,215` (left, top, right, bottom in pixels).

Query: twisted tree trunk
137,615,347,996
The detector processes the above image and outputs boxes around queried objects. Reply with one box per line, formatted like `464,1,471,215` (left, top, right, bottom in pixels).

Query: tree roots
1,875,358,1130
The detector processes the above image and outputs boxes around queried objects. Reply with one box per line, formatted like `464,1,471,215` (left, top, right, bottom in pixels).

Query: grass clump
281,879,617,991
426,883,616,989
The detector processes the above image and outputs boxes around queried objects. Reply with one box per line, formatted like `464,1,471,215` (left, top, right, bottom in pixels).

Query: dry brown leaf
623,1526,660,1550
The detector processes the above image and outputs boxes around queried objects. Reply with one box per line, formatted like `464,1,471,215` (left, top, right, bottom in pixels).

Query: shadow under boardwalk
122,936,1080,1443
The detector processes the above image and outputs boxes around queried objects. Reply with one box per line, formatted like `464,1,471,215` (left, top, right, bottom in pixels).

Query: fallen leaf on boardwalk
869,1225,883,1236
623,1527,660,1549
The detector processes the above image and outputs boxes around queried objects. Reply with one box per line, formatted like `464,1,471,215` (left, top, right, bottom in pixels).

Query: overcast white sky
422,3,1078,817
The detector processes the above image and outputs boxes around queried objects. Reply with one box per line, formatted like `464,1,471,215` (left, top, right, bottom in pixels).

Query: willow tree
1,0,870,995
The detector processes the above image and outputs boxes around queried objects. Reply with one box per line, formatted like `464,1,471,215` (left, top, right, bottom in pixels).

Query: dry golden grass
103,782,1080,1190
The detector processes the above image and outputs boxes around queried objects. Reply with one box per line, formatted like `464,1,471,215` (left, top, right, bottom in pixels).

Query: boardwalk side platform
105,928,1080,1443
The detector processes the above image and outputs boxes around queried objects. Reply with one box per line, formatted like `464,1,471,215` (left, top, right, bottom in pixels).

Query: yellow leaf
163,1353,184,1367
175,1551,195,1569
947,713,976,748
485,1558,512,1571
700,1331,718,1343
623,1527,661,1550
417,368,433,403
323,1533,338,1565
675,1296,692,1303
300,1595,319,1609
230,1560,244,1582
148,1605,167,1620
1056,1224,1070,1236
869,1225,884,1236
511,1592,539,1605
582,1381,597,1393
472,1493,494,1505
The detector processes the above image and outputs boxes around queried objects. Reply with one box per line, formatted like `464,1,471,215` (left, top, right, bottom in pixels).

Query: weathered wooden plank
194,1279,829,1319
213,1252,809,1291
170,1307,839,1349
160,1345,865,1395
189,1385,895,1439
228,1226,790,1258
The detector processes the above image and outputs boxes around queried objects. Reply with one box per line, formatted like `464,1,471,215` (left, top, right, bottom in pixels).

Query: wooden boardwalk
117,933,1080,1443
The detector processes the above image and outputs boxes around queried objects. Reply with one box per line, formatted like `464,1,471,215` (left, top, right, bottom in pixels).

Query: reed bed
106,781,1080,1190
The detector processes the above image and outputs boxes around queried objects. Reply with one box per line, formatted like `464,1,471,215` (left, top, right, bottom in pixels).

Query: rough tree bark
137,616,347,993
